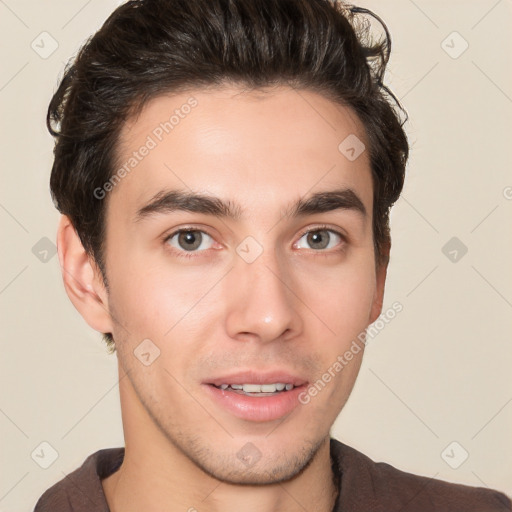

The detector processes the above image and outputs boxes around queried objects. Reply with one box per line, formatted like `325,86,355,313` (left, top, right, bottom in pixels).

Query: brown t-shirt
33,438,511,511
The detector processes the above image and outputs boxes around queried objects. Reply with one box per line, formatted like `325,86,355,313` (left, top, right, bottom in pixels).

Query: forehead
109,85,373,226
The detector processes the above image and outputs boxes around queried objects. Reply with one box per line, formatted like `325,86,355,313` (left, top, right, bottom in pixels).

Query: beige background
1,0,511,510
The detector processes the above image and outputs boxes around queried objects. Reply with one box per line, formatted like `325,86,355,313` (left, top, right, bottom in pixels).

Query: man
34,0,511,510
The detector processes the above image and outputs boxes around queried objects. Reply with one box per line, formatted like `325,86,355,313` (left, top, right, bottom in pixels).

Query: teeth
243,384,262,393
217,383,295,392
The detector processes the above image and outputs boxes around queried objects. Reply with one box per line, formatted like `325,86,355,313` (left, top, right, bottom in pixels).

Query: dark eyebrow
287,188,367,219
134,190,244,222
134,187,367,223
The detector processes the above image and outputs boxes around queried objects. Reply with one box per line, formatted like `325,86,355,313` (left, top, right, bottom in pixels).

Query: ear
56,215,114,334
369,242,390,324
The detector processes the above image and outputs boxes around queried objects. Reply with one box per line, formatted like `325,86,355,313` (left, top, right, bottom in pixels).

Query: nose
224,245,303,344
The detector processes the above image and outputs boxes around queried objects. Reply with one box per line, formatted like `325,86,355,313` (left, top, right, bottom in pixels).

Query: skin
57,85,388,512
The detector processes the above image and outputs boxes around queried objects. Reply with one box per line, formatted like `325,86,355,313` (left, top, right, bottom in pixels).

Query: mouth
210,382,300,397
202,371,309,422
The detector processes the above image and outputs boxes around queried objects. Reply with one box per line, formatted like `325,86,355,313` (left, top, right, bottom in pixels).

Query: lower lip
202,384,307,422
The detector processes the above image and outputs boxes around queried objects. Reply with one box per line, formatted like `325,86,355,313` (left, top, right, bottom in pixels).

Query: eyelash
163,227,214,260
295,225,348,258
163,224,347,260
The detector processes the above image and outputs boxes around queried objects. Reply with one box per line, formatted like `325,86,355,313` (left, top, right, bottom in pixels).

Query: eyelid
162,225,224,261
296,224,347,242
293,224,347,253
163,225,217,241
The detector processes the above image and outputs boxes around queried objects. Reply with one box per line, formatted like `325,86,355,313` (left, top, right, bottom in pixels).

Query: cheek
299,258,376,338
107,254,225,340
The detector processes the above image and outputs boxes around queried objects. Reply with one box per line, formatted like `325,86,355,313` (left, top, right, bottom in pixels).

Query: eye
164,229,215,256
294,226,345,252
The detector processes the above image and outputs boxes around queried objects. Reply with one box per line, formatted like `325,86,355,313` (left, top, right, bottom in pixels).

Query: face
99,85,386,484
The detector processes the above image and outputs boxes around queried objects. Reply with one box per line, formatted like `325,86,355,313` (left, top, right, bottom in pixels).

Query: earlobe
56,215,114,334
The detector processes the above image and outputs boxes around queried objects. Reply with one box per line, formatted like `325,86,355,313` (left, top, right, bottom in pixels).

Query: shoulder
330,438,511,511
33,447,124,512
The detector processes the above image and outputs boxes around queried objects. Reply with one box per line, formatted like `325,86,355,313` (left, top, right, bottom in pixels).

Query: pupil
179,231,201,251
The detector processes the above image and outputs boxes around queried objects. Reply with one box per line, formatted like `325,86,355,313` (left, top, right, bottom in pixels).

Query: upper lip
204,370,308,387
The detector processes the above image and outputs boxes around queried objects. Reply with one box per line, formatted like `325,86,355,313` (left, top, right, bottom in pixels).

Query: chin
200,455,311,486
184,434,326,486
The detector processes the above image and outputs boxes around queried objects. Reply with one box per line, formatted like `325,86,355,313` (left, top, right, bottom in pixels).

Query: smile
213,383,296,395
